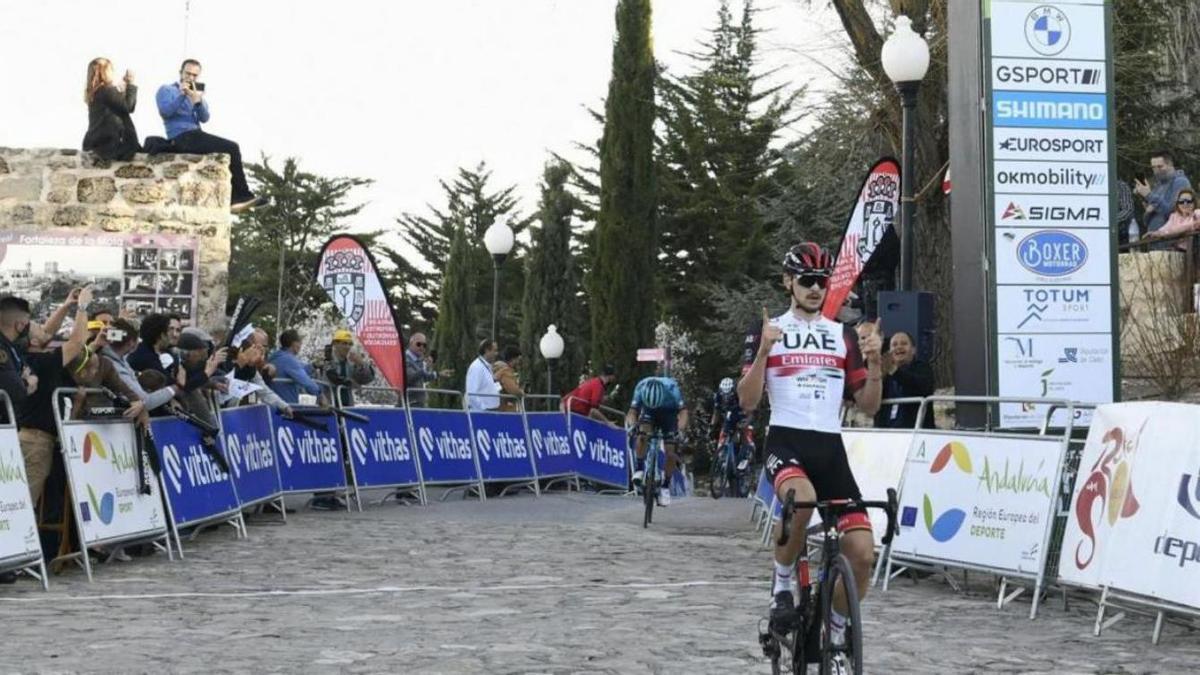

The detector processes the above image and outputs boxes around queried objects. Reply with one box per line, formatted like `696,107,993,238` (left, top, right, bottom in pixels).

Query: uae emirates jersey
742,311,867,434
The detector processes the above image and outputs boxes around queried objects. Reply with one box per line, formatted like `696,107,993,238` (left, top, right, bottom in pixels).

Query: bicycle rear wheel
819,554,863,675
710,448,728,500
643,441,658,528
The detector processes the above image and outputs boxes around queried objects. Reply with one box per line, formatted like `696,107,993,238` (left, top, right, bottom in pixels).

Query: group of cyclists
622,241,884,673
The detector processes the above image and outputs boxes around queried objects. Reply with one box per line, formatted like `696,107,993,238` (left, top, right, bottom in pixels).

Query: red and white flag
315,235,406,391
821,158,901,319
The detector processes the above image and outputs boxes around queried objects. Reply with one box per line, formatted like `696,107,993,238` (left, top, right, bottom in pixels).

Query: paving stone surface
1,492,1197,674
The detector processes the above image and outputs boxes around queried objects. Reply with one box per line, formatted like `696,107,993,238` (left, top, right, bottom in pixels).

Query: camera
195,82,206,92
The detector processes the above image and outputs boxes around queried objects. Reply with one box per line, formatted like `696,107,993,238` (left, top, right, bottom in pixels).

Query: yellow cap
87,320,105,331
332,329,354,343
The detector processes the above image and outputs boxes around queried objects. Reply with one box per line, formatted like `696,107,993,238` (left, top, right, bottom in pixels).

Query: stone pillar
0,148,232,328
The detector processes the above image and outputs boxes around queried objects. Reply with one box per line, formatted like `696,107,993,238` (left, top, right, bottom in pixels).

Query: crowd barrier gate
0,391,48,589
464,393,541,497
52,388,174,582
881,395,1074,620
411,389,485,501
216,403,288,519
523,394,578,492
343,385,426,508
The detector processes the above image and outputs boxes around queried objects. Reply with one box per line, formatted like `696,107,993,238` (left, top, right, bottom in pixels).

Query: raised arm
738,308,780,412
60,287,93,367
156,84,191,118
37,287,80,348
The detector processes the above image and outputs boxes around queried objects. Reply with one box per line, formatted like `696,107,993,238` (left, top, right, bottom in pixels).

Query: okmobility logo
901,442,972,543
349,427,410,466
79,431,135,525
995,166,1105,191
1017,230,1088,277
275,425,340,468
1074,422,1143,570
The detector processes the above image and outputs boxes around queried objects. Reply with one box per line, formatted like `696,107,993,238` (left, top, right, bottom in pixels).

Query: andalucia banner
315,235,406,392
821,158,901,319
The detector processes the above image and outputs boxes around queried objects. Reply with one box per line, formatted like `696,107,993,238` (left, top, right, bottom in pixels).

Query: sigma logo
276,426,296,468
1000,201,1102,222
1024,5,1071,56
1018,230,1088,277
995,65,1098,86
162,443,184,493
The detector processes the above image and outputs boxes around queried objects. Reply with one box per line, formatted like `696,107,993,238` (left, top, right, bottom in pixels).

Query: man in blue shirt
625,374,688,507
156,58,266,213
268,329,322,404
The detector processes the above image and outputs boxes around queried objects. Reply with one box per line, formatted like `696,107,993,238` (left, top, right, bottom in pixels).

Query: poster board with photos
0,230,198,330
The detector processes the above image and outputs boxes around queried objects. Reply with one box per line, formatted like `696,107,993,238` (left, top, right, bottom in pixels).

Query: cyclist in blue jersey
625,374,688,507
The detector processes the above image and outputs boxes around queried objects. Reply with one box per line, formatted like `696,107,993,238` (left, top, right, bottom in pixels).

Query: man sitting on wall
156,58,267,213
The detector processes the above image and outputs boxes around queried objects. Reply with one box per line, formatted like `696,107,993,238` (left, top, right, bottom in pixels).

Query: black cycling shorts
763,426,870,532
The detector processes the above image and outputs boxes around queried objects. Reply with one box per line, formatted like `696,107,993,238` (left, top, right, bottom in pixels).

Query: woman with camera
82,57,141,161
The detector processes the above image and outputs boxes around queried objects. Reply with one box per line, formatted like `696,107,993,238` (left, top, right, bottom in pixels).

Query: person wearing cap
561,364,617,423
323,329,374,406
173,328,228,428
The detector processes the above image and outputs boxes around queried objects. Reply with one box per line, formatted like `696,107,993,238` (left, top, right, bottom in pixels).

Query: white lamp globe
483,217,515,256
881,16,930,84
539,324,565,360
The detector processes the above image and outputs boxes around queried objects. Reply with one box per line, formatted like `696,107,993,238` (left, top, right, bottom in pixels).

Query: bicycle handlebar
775,488,899,548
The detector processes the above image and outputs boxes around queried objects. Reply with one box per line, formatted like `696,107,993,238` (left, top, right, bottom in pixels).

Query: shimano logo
474,429,528,462
998,136,1105,155
996,167,1104,190
995,65,1101,86
995,97,1106,126
1017,230,1088,277
349,427,411,465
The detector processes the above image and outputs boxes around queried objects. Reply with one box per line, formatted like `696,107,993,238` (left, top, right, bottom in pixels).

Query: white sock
772,560,793,595
830,609,847,645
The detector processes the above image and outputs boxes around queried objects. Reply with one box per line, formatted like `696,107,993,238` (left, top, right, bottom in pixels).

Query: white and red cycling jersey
741,310,868,434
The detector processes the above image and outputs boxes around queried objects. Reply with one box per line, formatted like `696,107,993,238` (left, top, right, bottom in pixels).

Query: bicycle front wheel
710,450,728,500
819,554,863,675
643,443,658,528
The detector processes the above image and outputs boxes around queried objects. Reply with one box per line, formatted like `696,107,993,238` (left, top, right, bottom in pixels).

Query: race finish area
3,494,1196,673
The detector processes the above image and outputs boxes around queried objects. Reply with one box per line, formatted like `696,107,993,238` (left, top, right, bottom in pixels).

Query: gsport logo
1024,5,1071,56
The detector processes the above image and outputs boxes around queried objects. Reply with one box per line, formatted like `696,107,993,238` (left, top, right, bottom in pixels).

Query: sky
0,0,849,240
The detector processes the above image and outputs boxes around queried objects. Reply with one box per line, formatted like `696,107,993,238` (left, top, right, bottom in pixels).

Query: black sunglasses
414,341,427,347
794,274,829,290
1178,198,1194,205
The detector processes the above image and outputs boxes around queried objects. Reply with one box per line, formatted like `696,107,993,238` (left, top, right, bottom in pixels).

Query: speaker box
877,291,936,363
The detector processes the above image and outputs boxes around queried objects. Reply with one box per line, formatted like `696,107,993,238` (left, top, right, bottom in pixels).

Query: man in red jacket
561,364,616,422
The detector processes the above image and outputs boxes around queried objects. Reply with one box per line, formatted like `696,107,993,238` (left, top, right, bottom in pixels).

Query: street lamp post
881,15,930,292
539,324,564,395
483,217,515,341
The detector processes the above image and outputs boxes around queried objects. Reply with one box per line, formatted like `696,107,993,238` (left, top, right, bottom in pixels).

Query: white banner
1057,403,1200,610
843,430,911,546
892,431,1065,576
0,427,41,565
60,421,166,545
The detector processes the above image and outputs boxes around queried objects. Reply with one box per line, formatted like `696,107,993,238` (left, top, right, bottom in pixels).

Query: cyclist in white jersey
738,242,883,658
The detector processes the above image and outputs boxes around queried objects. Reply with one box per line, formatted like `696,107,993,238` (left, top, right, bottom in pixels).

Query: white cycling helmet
718,377,735,395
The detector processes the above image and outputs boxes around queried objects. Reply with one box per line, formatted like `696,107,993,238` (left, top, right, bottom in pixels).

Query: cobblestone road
2,492,1197,674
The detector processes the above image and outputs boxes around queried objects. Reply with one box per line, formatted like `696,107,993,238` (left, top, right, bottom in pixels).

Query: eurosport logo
1017,230,1088,277
1024,5,1071,56
996,196,1107,226
993,130,1107,162
995,164,1106,194
993,91,1107,130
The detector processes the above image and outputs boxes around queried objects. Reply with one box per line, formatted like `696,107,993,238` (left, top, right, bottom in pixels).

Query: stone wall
0,147,231,327
1118,250,1198,374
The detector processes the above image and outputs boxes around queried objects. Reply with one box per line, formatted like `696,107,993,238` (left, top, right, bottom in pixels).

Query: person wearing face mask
873,331,935,429
0,296,39,414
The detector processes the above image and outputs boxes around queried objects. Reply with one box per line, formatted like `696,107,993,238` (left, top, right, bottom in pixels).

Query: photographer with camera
155,58,266,214
98,318,178,413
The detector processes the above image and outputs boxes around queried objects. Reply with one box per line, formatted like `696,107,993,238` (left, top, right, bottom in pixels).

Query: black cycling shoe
769,590,795,630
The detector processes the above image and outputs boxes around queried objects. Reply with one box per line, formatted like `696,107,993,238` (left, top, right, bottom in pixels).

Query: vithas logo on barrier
525,412,573,478
219,406,282,507
410,409,478,486
151,417,240,528
569,415,628,490
471,411,535,483
273,411,346,494
344,408,420,490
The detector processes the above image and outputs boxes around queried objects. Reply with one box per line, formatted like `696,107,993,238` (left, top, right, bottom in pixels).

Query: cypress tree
589,0,657,397
520,160,585,396
432,223,477,389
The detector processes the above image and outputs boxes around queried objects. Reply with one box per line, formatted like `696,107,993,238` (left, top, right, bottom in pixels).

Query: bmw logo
1024,5,1071,56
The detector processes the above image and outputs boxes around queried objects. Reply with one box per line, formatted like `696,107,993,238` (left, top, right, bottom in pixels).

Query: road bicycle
709,416,753,499
759,488,898,674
